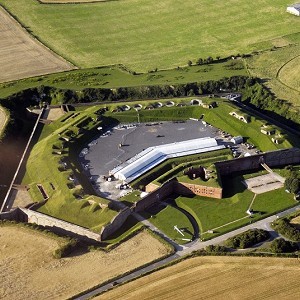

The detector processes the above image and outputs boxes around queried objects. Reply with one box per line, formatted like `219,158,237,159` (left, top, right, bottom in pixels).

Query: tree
290,178,300,194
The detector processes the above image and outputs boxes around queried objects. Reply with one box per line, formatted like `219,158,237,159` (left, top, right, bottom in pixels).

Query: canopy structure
110,137,225,183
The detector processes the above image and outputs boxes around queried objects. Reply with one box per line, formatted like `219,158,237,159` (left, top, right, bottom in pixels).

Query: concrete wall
176,182,222,199
100,207,131,240
215,148,300,176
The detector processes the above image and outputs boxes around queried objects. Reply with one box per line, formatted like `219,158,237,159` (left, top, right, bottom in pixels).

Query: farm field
0,225,171,300
97,256,300,300
0,6,74,83
0,0,298,72
245,42,300,106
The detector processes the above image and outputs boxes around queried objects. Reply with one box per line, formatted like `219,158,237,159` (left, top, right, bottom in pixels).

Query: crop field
0,0,298,72
0,6,74,83
97,256,300,300
245,40,300,106
0,225,171,300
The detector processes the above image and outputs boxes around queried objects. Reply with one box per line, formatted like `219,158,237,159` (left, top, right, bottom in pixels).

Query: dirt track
98,256,300,300
0,226,170,300
0,7,74,83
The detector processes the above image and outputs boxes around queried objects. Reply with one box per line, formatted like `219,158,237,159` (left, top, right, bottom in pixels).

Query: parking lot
79,120,219,199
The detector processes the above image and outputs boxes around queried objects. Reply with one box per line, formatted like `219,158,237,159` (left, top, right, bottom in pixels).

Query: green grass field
176,176,297,240
245,40,300,106
23,106,119,232
1,0,298,72
142,205,194,244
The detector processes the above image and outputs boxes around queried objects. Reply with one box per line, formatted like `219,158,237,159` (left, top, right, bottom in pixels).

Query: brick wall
176,182,222,199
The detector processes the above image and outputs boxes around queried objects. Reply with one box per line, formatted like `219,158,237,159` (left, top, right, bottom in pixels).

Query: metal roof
111,137,225,183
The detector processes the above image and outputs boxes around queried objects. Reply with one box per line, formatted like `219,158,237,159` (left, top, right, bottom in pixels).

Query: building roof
287,3,300,10
110,137,225,183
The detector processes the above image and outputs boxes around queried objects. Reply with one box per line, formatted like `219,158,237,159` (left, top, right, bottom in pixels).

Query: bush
269,238,298,253
205,244,229,253
272,218,300,241
225,229,270,249
53,238,78,259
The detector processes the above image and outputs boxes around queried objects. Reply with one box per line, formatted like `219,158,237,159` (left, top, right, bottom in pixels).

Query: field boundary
276,54,300,93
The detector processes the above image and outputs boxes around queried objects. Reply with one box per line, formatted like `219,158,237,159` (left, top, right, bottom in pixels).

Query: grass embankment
23,106,118,232
0,60,246,98
142,205,194,244
0,0,298,72
176,174,297,240
107,99,296,150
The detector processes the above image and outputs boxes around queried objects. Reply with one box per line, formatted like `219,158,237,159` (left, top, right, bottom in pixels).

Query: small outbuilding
287,3,300,16
231,136,243,144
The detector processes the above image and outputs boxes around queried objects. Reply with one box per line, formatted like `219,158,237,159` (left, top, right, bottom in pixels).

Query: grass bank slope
1,0,298,71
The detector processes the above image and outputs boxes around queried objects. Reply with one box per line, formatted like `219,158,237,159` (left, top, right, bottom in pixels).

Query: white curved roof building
110,137,225,183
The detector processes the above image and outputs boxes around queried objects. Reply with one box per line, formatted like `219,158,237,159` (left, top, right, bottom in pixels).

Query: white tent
111,137,225,183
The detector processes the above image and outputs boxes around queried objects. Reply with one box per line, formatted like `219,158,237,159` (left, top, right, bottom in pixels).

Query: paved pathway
73,203,300,299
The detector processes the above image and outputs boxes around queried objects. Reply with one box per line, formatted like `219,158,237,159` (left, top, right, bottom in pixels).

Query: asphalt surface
81,120,218,176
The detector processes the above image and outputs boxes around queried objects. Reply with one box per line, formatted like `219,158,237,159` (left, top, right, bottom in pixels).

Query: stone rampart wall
19,208,102,241
216,148,300,176
134,180,176,212
100,207,131,240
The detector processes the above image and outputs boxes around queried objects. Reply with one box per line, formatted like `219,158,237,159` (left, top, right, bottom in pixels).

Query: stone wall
134,180,176,212
216,148,300,176
100,207,131,240
18,208,102,241
176,182,222,199
145,182,160,193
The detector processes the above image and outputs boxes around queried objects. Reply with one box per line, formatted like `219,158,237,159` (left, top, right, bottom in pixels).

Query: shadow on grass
222,175,247,198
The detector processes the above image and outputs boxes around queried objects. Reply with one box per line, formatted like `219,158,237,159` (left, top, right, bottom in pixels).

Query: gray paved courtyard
79,120,219,199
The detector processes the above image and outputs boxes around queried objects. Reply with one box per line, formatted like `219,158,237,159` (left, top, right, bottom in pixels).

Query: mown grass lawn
176,176,254,234
251,188,297,214
0,0,298,72
143,205,194,244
